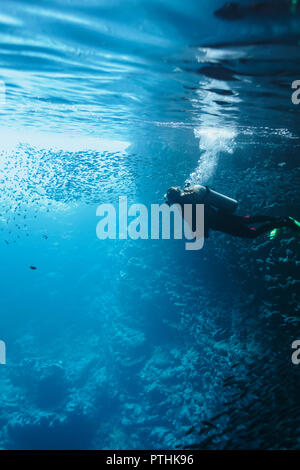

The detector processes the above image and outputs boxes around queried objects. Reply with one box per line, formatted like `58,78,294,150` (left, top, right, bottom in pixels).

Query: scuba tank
191,185,238,213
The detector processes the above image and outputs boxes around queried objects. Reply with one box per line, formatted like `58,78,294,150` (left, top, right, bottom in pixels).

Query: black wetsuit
204,206,288,239
171,189,296,239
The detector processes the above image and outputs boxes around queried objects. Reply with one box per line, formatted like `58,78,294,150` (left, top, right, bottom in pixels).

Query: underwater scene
0,0,299,451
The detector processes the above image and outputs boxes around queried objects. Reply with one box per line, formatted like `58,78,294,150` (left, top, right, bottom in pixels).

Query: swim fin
269,217,300,239
289,216,300,229
269,228,280,240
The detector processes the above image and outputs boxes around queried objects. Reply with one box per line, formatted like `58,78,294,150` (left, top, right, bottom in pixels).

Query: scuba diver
165,185,300,240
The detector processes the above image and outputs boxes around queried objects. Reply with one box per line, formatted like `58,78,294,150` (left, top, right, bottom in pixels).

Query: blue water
0,0,299,450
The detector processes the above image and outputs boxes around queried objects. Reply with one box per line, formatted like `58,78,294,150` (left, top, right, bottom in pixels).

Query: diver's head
165,186,182,206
